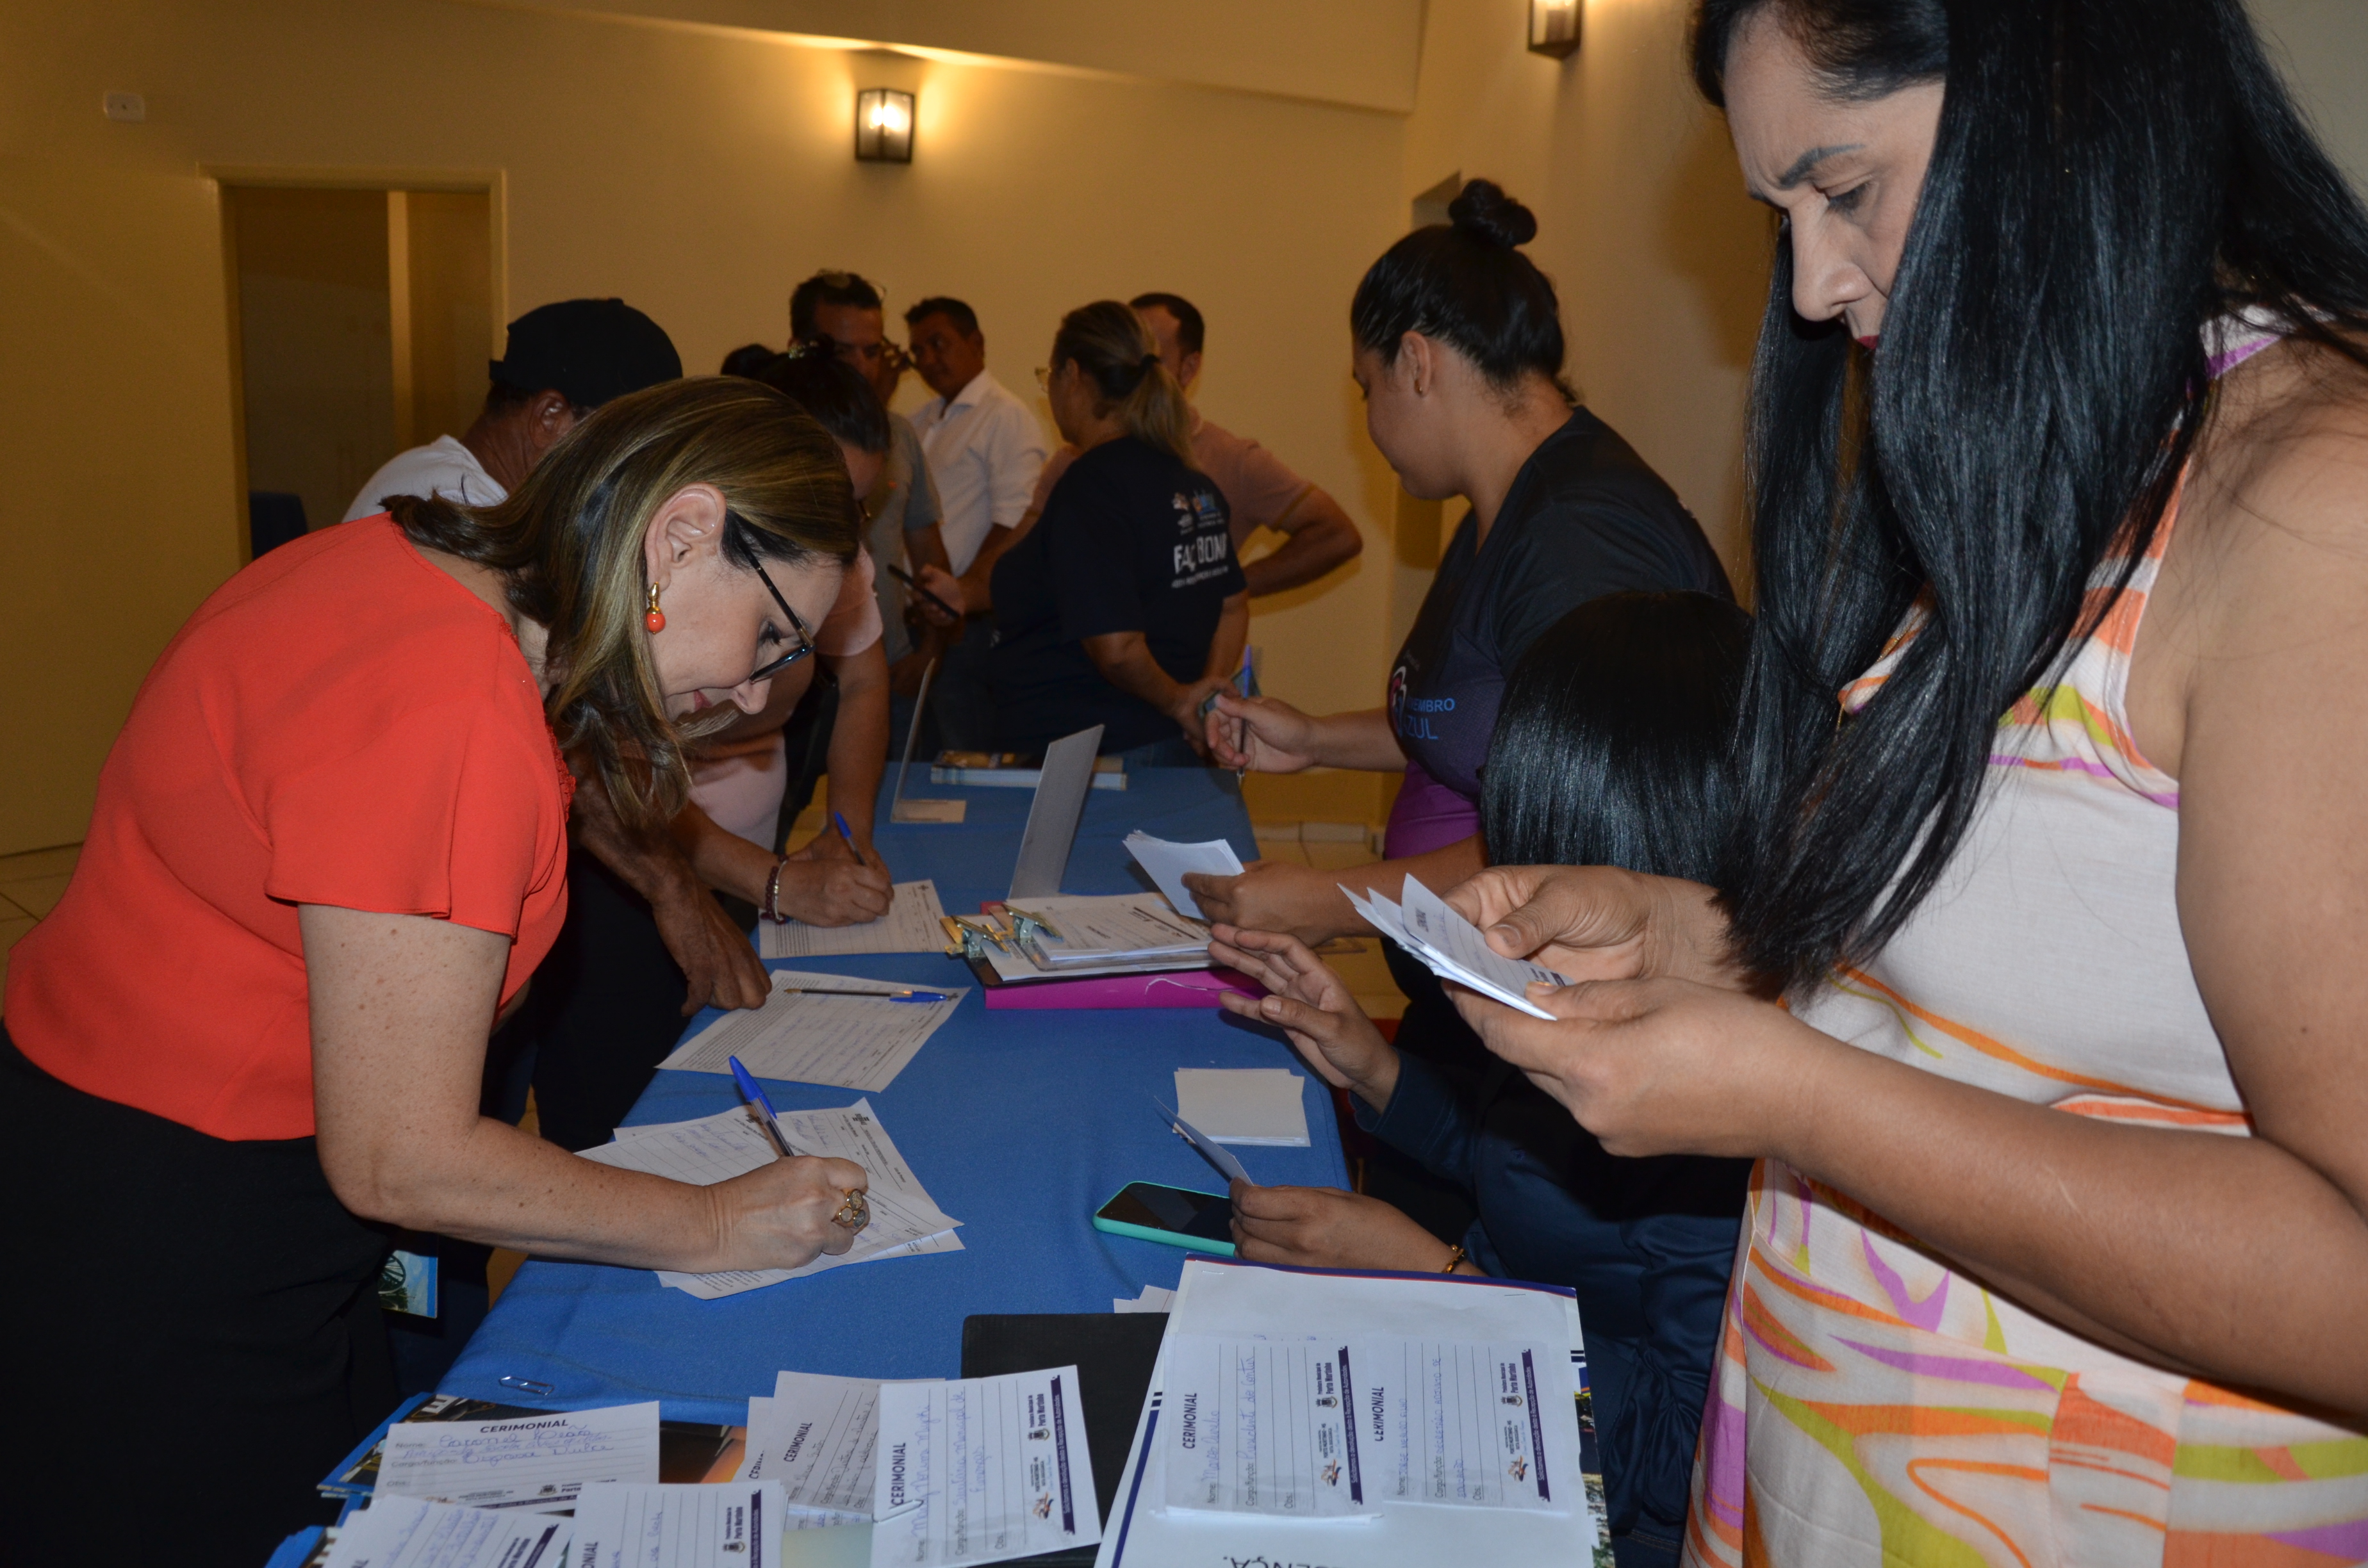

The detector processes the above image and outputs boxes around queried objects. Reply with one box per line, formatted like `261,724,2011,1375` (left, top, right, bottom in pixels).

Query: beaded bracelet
764,858,789,924
1439,1242,1468,1275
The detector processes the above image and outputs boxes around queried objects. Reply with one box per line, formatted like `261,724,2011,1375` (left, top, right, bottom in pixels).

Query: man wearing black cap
342,297,682,521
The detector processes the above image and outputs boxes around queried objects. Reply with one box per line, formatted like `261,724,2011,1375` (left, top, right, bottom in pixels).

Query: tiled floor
0,843,78,1009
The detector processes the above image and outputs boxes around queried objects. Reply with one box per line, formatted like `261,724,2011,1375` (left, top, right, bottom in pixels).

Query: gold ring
830,1189,870,1231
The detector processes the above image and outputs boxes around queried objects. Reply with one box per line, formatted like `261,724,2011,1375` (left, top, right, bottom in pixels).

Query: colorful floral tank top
1684,322,2368,1567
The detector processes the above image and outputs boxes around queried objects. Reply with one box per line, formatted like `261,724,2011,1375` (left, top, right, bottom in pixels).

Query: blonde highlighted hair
1053,300,1194,466
390,376,859,828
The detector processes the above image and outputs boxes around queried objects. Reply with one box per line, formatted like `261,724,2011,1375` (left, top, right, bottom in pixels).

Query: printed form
870,1368,1101,1567
571,1482,785,1568
742,1371,935,1526
762,881,950,958
1342,877,1569,1020
375,1401,659,1510
319,1495,571,1568
659,970,965,1092
1162,1338,1374,1519
580,1102,962,1299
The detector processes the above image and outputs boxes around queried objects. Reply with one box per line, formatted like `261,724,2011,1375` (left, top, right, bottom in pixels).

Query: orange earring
644,583,666,633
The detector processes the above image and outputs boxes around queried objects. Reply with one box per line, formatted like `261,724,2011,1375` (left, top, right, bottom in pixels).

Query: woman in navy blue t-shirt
989,301,1247,764
1191,181,1730,1043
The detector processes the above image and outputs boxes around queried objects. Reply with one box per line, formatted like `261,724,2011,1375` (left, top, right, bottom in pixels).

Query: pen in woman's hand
832,810,872,869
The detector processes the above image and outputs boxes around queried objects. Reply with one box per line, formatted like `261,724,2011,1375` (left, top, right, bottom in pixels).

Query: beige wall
0,0,1404,849
2251,0,2368,199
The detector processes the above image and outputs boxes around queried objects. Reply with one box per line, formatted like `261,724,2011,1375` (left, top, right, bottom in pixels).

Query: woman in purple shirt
1194,180,1729,1068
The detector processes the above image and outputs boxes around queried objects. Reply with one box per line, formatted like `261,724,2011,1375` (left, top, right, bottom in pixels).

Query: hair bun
1448,179,1537,249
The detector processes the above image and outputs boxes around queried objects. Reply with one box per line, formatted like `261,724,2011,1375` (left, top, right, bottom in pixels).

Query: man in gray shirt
791,271,954,742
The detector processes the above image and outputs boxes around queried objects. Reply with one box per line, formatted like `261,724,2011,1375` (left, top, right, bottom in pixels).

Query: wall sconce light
855,88,915,163
1527,0,1581,58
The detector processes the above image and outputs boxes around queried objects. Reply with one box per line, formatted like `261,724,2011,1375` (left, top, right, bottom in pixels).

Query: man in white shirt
343,297,681,521
904,295,1048,749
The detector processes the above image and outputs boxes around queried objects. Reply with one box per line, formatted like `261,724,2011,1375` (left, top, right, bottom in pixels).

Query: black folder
960,1311,1170,1565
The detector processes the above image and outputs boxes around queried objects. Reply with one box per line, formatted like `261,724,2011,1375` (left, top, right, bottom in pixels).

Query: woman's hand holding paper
1209,925,1399,1113
1445,863,1746,990
1449,972,1823,1163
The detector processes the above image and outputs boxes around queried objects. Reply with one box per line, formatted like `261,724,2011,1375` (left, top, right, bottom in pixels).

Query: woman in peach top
1445,1,2368,1562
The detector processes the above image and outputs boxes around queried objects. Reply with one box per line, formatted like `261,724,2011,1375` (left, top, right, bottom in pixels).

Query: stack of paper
1173,1068,1310,1147
740,1370,933,1528
969,892,1212,983
761,880,951,959
580,1101,962,1298
1342,875,1570,1020
375,1401,660,1511
1123,833,1245,919
658,969,965,1092
1095,1257,1607,1565
871,1367,1101,1566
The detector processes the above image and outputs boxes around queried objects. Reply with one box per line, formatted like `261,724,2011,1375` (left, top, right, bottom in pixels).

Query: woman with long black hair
1445,1,2368,1560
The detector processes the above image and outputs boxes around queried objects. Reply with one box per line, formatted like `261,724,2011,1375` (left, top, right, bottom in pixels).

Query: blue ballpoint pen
728,1054,805,1159
831,810,871,869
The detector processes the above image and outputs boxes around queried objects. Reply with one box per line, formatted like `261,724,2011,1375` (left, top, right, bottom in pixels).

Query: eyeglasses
747,559,816,685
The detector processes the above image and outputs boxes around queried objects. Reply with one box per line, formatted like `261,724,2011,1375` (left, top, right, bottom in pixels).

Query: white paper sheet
1172,1068,1310,1147
872,1368,1101,1567
319,1495,573,1568
1163,1112,1251,1188
375,1401,659,1511
658,970,966,1092
570,1482,784,1568
1122,833,1245,920
1114,1284,1178,1314
581,1102,962,1298
1091,1259,1604,1567
1002,893,1209,967
1342,877,1568,1021
1354,1339,1572,1512
1161,1337,1376,1519
761,880,951,958
741,1371,928,1524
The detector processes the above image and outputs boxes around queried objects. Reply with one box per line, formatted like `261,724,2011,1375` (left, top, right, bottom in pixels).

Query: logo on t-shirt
1168,484,1233,587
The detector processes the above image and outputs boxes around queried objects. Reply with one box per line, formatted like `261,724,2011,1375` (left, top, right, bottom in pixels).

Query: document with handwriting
870,1367,1100,1566
761,880,950,958
582,1102,962,1299
571,1481,784,1568
659,970,964,1092
319,1495,572,1568
743,1371,936,1525
375,1401,659,1511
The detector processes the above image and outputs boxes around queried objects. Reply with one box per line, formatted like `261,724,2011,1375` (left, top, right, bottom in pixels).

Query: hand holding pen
703,1055,871,1261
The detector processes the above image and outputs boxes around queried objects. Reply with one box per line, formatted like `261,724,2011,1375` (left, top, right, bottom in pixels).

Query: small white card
571,1481,785,1567
1124,832,1245,919
1174,1067,1310,1147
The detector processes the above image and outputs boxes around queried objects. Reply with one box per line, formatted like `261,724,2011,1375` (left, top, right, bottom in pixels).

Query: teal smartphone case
1092,1185,1238,1257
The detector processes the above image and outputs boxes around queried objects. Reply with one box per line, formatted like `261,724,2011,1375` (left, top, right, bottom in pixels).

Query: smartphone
1092,1181,1237,1256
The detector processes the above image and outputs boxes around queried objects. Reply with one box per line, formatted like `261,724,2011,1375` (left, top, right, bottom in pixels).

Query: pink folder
981,967,1266,1010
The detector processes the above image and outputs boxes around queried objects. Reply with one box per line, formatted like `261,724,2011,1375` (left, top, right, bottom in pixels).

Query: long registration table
443,767,1349,1425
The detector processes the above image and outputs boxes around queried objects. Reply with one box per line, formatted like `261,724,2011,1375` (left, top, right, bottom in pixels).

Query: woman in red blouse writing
1,379,867,1562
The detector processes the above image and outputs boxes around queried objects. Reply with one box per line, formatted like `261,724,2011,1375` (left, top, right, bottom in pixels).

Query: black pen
887,563,961,622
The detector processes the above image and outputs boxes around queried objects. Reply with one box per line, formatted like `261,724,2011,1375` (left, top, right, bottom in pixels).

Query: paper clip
498,1374,555,1396
1003,904,1065,944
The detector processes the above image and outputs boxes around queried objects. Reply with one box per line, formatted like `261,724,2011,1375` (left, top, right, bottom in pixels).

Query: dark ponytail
1349,179,1568,390
1695,0,2368,991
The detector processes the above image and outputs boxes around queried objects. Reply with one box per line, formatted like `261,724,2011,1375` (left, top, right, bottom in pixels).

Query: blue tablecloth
443,767,1349,1425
